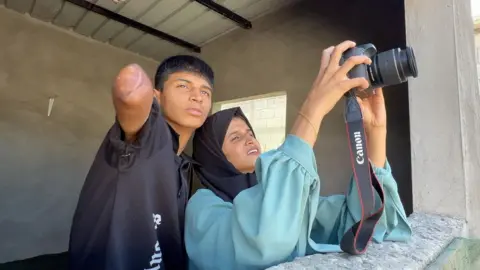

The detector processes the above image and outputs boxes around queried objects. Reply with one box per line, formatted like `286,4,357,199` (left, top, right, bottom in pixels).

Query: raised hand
356,88,387,131
356,88,387,168
307,40,372,118
291,40,373,147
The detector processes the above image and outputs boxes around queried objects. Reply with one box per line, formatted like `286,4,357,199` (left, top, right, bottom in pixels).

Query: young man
68,55,214,270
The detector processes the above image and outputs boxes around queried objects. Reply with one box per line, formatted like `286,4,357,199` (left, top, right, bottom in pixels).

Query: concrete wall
0,7,157,263
475,32,480,81
475,32,480,58
405,0,480,237
198,0,412,206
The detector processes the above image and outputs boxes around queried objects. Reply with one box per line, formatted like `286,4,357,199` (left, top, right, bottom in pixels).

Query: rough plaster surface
268,213,466,270
0,7,157,263
476,33,480,82
404,0,480,237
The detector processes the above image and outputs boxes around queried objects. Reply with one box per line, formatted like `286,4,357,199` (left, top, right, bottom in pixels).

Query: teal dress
185,135,412,270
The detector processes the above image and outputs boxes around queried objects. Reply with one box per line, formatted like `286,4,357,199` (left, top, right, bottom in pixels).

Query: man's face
157,71,212,129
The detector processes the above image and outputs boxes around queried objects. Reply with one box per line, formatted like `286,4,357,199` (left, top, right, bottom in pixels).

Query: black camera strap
339,93,385,255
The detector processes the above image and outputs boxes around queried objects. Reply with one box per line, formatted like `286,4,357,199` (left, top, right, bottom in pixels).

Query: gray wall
199,0,412,204
475,31,480,82
0,7,157,263
0,0,412,263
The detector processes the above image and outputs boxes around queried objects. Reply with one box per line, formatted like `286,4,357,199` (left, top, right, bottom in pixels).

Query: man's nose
190,88,203,102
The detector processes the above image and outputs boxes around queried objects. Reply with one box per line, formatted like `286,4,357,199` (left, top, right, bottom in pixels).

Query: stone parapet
268,213,466,270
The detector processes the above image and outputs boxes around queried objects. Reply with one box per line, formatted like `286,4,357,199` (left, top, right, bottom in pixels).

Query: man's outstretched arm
69,64,178,270
112,64,155,142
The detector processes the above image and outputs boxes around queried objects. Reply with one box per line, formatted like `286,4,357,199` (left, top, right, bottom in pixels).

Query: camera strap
339,93,385,255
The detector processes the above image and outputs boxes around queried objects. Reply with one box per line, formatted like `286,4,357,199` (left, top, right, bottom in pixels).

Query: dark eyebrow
226,128,252,138
176,78,191,84
176,78,212,91
226,130,239,138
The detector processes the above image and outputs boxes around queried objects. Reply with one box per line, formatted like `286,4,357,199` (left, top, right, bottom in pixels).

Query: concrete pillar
405,0,480,237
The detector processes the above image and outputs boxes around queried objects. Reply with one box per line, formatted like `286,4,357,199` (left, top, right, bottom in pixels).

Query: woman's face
222,117,261,173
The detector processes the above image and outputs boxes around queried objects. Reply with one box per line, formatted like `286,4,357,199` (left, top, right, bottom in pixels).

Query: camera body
341,43,418,99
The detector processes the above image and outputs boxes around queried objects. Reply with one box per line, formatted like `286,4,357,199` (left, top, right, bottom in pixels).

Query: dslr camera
341,43,418,98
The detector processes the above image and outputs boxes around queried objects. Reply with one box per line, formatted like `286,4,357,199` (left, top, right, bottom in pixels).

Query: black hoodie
69,99,194,270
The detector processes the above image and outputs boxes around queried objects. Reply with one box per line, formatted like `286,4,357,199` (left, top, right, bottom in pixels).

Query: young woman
185,41,412,270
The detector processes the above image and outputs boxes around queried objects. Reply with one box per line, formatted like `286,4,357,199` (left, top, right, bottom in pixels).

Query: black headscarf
193,107,258,203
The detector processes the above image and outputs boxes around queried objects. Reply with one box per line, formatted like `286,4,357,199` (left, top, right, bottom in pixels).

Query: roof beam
193,0,252,29
64,0,201,53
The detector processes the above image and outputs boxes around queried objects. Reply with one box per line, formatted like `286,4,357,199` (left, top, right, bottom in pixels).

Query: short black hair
154,55,214,91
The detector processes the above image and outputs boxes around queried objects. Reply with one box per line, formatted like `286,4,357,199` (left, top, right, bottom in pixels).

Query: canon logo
354,131,364,165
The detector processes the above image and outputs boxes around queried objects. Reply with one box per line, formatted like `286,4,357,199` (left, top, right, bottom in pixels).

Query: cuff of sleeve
371,159,392,176
279,135,317,177
107,99,163,155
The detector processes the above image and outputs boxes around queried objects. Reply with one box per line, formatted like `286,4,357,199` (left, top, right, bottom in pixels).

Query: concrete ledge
426,237,480,269
268,212,466,270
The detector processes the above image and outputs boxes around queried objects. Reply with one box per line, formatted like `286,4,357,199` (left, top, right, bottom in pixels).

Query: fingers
338,77,369,94
335,55,372,80
374,87,384,97
356,97,363,104
325,40,356,76
356,97,366,111
356,97,370,108
330,40,356,66
318,46,334,78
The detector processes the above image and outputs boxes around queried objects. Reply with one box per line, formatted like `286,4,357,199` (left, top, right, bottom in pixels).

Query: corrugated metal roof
2,0,300,60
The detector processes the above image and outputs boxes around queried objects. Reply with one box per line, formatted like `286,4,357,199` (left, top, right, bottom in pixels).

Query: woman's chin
248,156,259,172
235,155,260,174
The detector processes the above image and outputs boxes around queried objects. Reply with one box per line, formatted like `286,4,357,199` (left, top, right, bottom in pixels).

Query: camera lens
369,46,418,88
